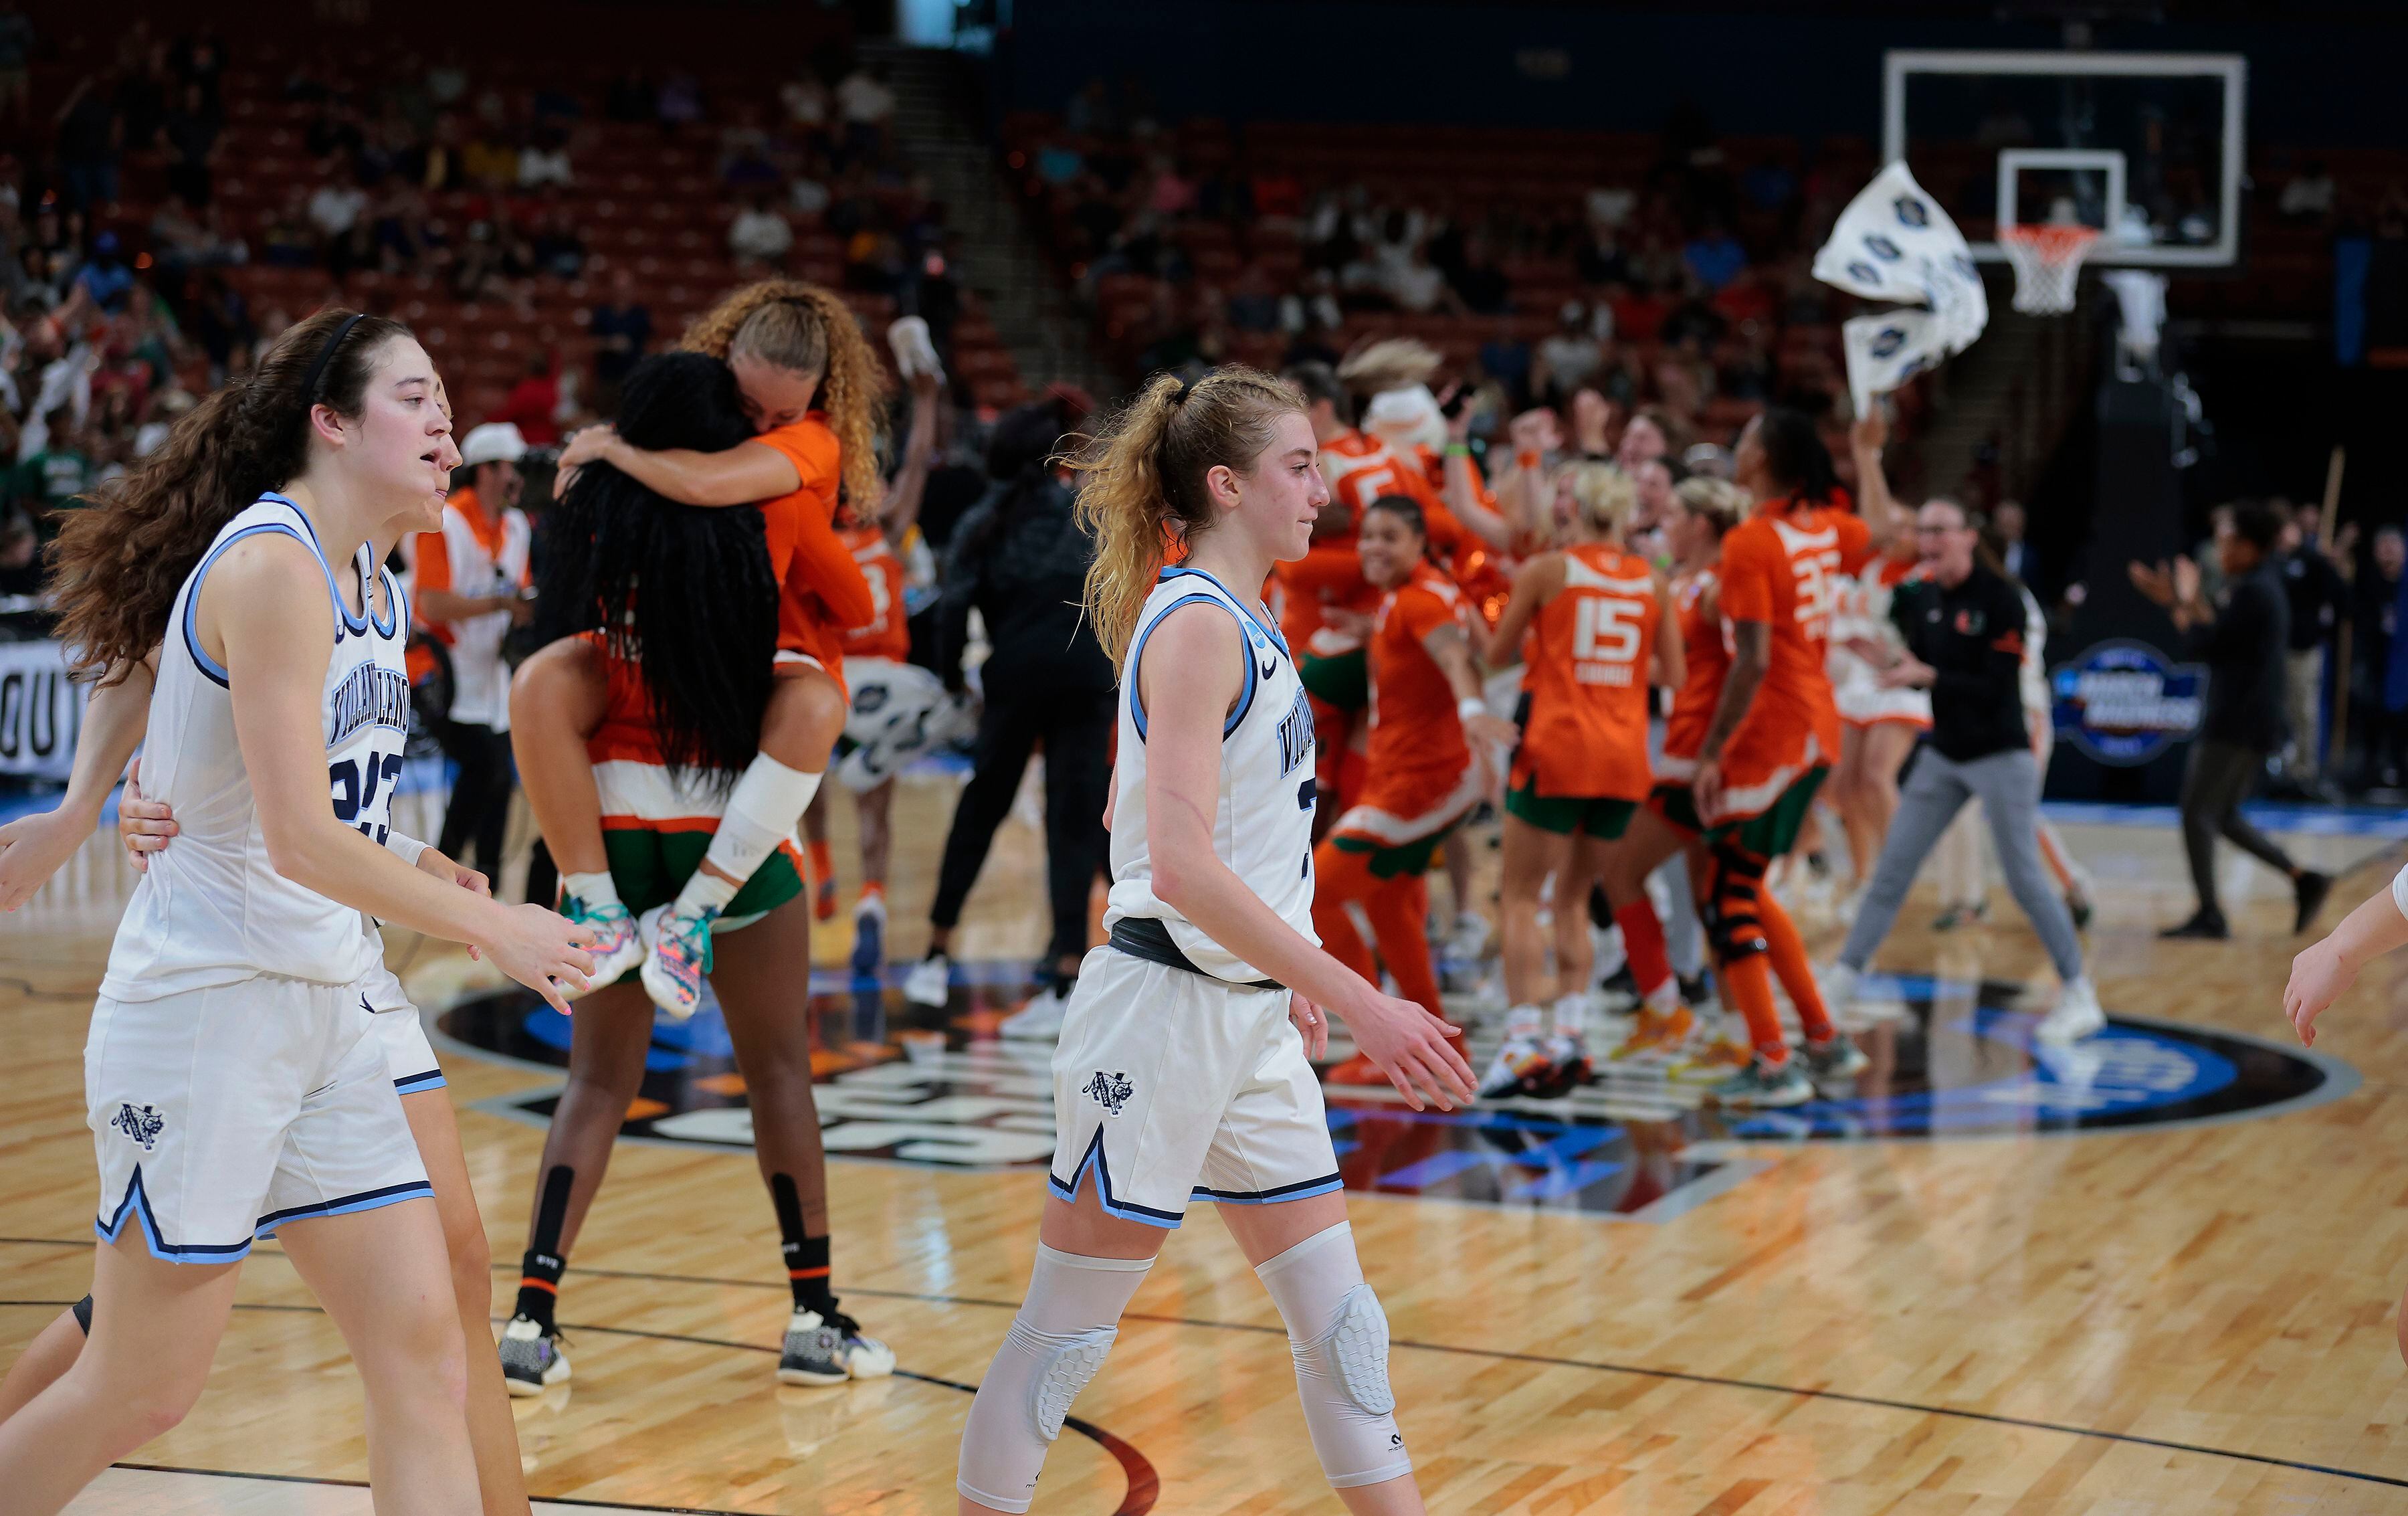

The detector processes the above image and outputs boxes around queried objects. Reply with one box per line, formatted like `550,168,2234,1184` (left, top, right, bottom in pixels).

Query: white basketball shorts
86,970,432,1263
359,959,445,1095
1048,947,1342,1228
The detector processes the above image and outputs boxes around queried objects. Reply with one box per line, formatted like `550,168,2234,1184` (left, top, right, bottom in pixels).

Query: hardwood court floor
6,777,2408,1515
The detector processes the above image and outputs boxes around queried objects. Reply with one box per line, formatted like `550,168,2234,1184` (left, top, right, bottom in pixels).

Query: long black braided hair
534,351,777,793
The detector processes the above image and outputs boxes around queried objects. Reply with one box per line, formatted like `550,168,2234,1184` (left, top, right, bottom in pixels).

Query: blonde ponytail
1069,365,1302,674
681,278,891,509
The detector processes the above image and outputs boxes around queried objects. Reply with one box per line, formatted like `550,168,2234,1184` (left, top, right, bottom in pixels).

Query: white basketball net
2000,224,2100,315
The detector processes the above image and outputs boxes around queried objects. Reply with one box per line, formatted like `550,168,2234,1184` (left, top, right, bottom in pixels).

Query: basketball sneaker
1611,1004,1695,1061
999,977,1072,1041
563,895,643,998
778,1306,897,1386
498,1315,569,1396
902,950,952,1009
1478,1026,1553,1098
639,902,716,1021
849,892,886,978
1710,1056,1813,1108
1802,1034,1869,1084
2034,976,2106,1044
814,875,839,923
1538,1031,1591,1095
1444,911,1492,965
1672,1034,1753,1082
1594,962,1640,1014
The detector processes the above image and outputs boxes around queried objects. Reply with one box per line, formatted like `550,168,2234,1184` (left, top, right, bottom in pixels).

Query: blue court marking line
2043,799,2408,838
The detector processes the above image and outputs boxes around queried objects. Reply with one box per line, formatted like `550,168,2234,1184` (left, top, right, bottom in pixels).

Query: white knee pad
1256,1222,1413,1490
957,1244,1152,1513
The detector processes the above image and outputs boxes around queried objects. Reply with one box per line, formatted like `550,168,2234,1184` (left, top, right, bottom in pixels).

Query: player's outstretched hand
0,805,96,909
1336,985,1476,1111
485,904,597,1017
116,759,177,874
2286,934,2359,1047
417,846,492,959
1288,992,1328,1062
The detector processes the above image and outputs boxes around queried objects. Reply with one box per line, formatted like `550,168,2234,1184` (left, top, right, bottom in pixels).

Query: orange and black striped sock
1708,847,1787,1066
1757,889,1835,1043
515,1165,575,1332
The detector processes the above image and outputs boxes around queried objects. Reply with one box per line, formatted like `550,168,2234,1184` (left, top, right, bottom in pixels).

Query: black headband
1170,377,1195,406
302,312,367,405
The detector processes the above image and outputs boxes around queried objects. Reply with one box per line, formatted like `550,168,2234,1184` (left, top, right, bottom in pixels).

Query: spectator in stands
1682,221,1748,292
114,39,169,155
54,74,122,212
530,202,585,280
781,70,831,138
2278,502,2348,792
2354,527,2408,791
1532,300,1605,406
0,508,40,607
70,233,134,314
492,354,564,446
835,63,894,159
519,125,573,189
1619,408,1671,472
15,415,91,535
2280,160,2336,221
308,176,368,244
161,80,223,208
729,192,794,268
1576,221,1632,288
1478,316,1532,410
589,266,651,410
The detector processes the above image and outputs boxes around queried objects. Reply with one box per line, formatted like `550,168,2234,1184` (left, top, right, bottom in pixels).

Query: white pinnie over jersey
1104,567,1318,983
101,494,413,1001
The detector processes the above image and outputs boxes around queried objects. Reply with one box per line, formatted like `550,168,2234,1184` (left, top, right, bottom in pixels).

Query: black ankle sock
516,1165,574,1331
772,1173,836,1315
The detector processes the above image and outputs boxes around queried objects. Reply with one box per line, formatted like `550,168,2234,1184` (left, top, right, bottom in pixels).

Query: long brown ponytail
49,308,412,685
1068,365,1302,673
680,278,890,510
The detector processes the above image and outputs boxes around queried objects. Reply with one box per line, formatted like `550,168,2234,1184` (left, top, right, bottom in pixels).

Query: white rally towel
1813,163,1989,415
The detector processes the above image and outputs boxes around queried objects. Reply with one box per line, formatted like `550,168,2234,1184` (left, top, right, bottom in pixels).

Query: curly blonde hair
1068,367,1302,672
681,279,890,509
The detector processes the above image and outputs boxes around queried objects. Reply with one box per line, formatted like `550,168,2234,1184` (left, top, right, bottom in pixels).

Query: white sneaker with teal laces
638,902,717,1020
563,896,644,998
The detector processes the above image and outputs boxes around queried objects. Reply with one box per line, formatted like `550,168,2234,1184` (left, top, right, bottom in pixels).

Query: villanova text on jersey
328,664,413,745
1277,689,1315,779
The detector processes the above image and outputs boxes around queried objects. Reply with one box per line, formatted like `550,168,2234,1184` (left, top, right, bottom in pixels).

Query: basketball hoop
1999,223,2099,315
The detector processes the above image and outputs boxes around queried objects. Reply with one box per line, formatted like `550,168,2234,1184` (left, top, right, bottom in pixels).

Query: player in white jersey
0,551,548,1516
0,310,591,1516
956,368,1474,1516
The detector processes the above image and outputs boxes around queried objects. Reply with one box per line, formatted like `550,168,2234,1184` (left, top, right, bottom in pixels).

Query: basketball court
7,37,2407,1516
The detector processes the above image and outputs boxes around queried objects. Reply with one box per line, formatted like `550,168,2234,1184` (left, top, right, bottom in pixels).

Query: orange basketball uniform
751,413,874,690
1335,563,1486,849
836,523,910,662
1512,544,1660,803
1708,499,1872,822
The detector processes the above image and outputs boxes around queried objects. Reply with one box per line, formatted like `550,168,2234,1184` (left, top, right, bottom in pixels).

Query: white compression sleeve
957,1244,1154,1513
1253,1222,1413,1490
678,754,822,914
383,831,429,868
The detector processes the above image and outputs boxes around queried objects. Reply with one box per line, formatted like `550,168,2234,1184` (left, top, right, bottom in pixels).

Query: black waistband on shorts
1108,917,1282,992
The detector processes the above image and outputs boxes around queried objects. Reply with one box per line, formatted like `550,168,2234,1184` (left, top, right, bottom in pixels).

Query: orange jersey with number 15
1513,543,1659,802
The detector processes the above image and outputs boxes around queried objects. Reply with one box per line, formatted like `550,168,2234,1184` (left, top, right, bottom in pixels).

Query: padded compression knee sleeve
1255,1222,1413,1491
957,1244,1153,1513
1703,845,1769,962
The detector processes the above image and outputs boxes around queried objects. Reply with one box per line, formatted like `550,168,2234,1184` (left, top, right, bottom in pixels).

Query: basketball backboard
1883,50,2245,269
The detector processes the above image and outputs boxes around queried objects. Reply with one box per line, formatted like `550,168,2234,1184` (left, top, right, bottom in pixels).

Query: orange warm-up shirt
750,413,875,684
1662,567,1732,769
1322,428,1506,626
836,523,910,661
1357,562,1476,824
1275,537,1381,658
1713,496,1874,802
1511,543,1660,803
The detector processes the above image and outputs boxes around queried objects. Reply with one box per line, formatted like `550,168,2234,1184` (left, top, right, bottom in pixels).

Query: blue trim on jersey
1191,1172,1346,1206
1158,565,1289,657
95,1167,257,1263
254,1179,436,1238
181,523,312,688
258,491,371,635
393,1068,447,1094
363,550,401,638
1045,1129,1185,1228
1128,592,1253,743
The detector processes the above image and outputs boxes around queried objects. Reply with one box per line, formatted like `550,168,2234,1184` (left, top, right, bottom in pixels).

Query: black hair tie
1170,377,1195,406
302,312,368,405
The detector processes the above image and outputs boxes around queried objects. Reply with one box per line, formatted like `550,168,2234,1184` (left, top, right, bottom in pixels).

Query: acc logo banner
2051,638,2205,765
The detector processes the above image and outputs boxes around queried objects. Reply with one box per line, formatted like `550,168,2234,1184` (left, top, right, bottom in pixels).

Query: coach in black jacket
2130,500,2333,939
1825,497,2102,1044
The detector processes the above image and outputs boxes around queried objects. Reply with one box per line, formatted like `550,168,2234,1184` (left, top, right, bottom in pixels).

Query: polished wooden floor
8,772,2408,1514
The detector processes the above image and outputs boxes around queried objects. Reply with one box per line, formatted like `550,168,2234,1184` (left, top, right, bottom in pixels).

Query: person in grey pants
1824,498,2104,1044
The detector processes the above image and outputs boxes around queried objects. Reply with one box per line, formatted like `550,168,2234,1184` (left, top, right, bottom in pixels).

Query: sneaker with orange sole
1671,1034,1753,1083
1611,1004,1695,1061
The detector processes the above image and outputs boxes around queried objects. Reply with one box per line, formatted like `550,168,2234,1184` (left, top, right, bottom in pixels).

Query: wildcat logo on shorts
1082,1070,1134,1117
110,1103,165,1152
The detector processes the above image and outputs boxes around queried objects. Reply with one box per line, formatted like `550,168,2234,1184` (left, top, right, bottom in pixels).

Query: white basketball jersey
1104,567,1318,984
101,495,412,1001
